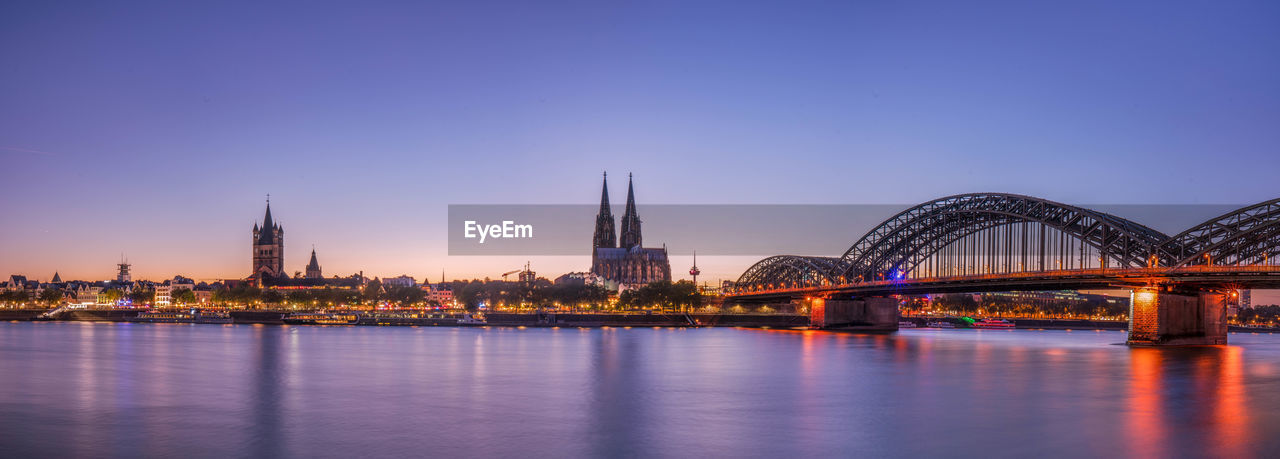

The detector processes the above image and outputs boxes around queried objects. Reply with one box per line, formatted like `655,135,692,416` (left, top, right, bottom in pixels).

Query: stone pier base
1128,287,1227,346
806,297,898,331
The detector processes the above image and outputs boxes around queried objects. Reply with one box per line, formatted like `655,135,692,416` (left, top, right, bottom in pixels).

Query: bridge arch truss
734,193,1280,291
735,255,847,290
1163,198,1280,268
835,193,1173,282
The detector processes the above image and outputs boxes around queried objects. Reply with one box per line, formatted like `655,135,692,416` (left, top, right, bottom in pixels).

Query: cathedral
590,173,671,288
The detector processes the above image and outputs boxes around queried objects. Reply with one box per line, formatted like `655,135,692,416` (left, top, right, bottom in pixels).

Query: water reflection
3,324,1280,457
589,329,648,457
1127,347,1167,457
1213,346,1251,457
247,326,284,457
1126,345,1253,458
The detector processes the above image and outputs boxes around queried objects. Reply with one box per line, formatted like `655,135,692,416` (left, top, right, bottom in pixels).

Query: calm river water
2,322,1280,458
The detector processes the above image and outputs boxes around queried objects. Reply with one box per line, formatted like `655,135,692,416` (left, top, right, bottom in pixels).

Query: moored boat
927,320,956,328
283,311,361,325
972,318,1016,329
134,309,233,324
457,313,487,326
360,312,458,326
898,320,917,328
192,310,232,324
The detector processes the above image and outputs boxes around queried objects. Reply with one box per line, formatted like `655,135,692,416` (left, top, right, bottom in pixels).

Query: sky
1,1,1278,299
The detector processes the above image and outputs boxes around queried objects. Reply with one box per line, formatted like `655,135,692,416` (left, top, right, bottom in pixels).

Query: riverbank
0,309,44,321
4,308,809,328
900,317,1130,330
13,309,1280,333
1010,318,1129,330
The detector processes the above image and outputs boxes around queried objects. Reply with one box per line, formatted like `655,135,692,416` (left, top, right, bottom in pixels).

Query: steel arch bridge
732,194,1280,295
735,255,848,289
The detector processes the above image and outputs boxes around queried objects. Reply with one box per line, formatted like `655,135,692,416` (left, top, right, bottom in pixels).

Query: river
2,322,1279,457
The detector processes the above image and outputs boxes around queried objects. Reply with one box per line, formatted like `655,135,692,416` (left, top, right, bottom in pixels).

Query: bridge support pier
1127,287,1227,346
806,297,898,331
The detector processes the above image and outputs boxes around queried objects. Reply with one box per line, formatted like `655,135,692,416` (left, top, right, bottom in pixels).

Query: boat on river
134,309,232,324
457,313,487,326
283,311,361,325
971,318,1016,329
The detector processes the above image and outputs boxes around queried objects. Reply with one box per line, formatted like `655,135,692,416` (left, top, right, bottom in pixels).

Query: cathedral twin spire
593,172,642,252
592,172,617,250
619,173,642,249
589,173,671,285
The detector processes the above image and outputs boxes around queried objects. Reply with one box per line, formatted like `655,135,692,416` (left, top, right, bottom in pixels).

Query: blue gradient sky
1,1,1278,293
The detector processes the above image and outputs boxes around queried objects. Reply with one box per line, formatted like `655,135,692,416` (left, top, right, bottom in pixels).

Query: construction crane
501,262,535,282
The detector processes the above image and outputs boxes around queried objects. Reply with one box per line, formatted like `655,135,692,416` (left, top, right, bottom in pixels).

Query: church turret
592,172,617,253
305,247,322,279
619,173,642,249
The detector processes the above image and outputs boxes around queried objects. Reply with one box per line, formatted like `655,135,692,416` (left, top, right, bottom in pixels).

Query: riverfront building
382,275,417,289
590,173,671,289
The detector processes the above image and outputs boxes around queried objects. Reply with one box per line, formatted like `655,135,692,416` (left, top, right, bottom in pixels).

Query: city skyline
5,190,1279,305
5,2,1280,457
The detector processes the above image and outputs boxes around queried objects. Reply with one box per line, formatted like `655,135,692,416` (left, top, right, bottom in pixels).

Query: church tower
619,173,642,249
305,247,322,279
592,172,617,255
251,199,285,283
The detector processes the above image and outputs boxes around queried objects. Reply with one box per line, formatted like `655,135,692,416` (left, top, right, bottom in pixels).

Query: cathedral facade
590,173,671,288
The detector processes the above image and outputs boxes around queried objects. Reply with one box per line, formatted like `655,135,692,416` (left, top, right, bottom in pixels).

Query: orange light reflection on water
1211,346,1250,457
1127,348,1166,458
1126,345,1253,458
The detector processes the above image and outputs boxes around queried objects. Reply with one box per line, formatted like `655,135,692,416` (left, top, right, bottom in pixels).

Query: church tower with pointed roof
305,247,322,280
251,198,285,284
